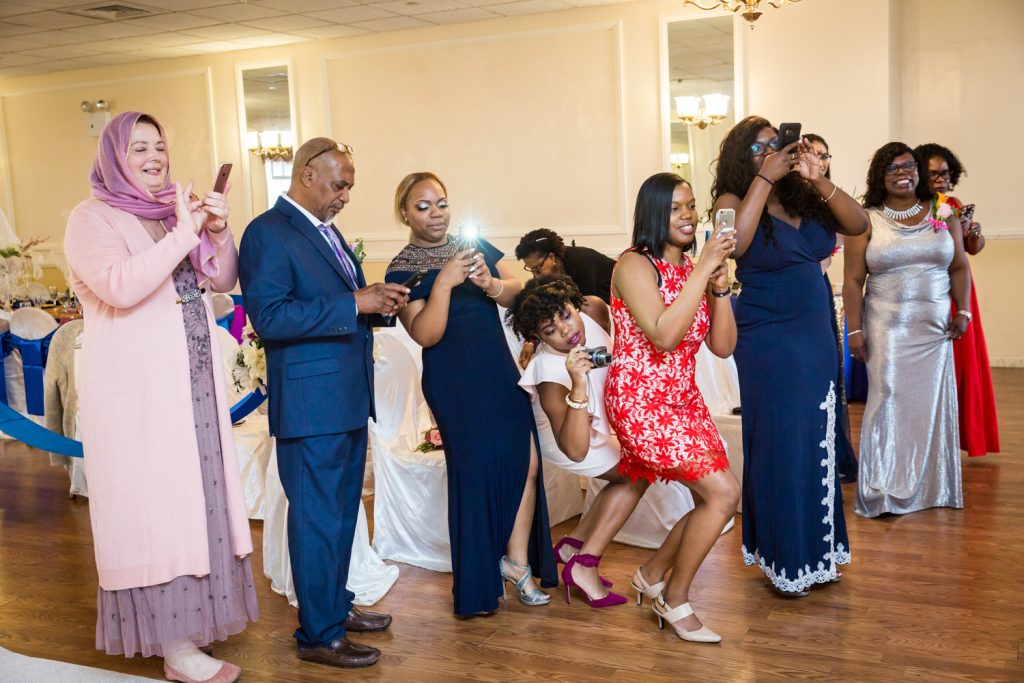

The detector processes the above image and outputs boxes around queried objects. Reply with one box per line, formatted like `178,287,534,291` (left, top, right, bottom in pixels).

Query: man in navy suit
239,137,408,669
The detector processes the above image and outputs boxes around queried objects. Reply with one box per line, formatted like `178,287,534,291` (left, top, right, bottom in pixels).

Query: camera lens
584,346,612,368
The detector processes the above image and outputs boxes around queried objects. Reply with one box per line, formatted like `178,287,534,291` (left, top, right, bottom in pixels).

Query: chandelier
247,130,294,162
683,0,801,28
675,93,730,129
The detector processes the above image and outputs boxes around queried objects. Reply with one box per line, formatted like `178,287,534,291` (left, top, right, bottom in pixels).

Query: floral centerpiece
233,322,267,393
926,193,954,232
415,426,443,452
0,236,46,309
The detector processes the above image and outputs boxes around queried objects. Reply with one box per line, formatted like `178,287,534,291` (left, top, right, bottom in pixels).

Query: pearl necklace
882,202,923,221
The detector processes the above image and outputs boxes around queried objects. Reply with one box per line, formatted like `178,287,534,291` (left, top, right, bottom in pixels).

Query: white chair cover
211,293,235,321
2,307,57,432
368,331,452,572
694,344,741,416
214,327,272,520
262,446,400,607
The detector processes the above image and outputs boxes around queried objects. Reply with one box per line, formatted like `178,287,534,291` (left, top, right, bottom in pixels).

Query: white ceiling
0,0,638,79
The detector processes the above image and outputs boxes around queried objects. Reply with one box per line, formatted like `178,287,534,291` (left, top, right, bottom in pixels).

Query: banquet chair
212,293,235,332
694,344,745,512
4,307,58,421
368,331,452,572
43,319,87,496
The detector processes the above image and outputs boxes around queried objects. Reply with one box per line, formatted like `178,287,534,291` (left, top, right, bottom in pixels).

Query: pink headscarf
89,111,217,280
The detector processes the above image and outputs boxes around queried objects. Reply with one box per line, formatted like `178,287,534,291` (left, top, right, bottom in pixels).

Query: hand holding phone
212,163,232,194
400,269,428,289
778,122,802,150
960,204,975,222
714,208,736,239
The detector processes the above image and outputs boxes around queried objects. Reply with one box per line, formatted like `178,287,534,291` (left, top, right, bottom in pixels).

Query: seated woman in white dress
508,275,648,608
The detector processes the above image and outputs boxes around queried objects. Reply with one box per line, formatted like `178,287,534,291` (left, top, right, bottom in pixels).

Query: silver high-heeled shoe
630,566,665,606
500,555,551,606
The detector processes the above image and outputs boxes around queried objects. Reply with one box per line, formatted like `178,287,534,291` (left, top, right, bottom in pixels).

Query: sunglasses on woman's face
750,138,781,156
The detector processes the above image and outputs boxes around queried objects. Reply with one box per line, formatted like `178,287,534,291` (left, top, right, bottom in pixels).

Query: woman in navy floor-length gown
386,172,556,616
710,116,868,595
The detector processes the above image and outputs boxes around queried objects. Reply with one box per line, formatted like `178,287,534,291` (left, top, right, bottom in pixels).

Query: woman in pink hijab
64,112,256,683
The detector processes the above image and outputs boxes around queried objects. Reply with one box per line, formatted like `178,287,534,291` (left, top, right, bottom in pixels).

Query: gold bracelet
565,392,588,410
824,183,838,203
486,280,505,299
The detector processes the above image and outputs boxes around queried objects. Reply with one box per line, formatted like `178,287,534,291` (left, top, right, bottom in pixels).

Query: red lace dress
605,251,729,483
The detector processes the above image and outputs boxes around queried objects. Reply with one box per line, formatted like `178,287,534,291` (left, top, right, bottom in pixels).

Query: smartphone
400,268,428,289
960,204,975,222
777,122,802,149
714,208,736,239
212,163,232,194
457,223,480,253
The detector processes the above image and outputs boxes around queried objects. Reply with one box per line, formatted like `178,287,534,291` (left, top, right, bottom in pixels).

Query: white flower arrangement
233,322,267,393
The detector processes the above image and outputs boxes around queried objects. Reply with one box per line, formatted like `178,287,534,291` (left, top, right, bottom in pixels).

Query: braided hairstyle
710,115,837,244
505,274,584,343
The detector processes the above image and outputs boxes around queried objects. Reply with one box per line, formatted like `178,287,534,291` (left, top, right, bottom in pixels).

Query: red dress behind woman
605,250,729,483
948,196,1000,456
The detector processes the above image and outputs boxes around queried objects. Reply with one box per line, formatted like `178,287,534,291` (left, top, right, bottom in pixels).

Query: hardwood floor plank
1,367,1021,681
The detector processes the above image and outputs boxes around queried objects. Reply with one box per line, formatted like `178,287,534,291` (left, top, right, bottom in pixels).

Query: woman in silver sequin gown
843,143,971,518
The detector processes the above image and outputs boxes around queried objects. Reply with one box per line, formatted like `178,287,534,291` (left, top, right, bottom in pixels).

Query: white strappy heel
652,596,721,643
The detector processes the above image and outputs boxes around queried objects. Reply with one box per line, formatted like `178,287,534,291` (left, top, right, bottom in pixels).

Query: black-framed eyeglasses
523,252,552,275
750,138,780,156
305,142,354,167
927,169,951,181
884,160,917,176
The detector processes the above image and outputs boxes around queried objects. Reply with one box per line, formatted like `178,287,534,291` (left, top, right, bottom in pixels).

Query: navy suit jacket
239,196,384,439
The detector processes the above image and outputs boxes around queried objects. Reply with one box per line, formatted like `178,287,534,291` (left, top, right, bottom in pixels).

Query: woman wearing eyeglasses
843,142,970,517
913,143,999,458
710,116,867,596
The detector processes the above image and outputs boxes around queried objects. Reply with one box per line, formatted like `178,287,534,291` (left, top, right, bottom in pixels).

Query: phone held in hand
457,224,480,253
714,208,736,239
212,163,232,194
400,269,429,289
777,122,801,149
960,204,975,222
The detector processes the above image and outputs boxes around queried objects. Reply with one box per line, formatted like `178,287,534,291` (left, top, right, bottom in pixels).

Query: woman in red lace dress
606,173,739,643
914,143,999,456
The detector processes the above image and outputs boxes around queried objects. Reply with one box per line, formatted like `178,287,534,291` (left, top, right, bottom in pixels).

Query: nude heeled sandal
630,566,665,606
651,596,721,644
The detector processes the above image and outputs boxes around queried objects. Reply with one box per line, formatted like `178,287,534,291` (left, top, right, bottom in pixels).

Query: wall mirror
239,65,295,216
666,16,735,227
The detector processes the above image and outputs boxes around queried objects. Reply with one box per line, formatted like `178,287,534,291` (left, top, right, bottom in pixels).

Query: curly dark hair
862,142,932,209
913,142,966,189
505,274,584,342
709,116,837,244
631,172,695,257
515,228,566,261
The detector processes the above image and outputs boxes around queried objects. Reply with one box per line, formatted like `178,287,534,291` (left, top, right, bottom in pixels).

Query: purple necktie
317,224,358,286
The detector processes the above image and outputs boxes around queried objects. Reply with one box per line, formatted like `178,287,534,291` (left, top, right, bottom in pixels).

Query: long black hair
631,172,694,258
710,115,836,244
913,142,966,189
862,142,932,209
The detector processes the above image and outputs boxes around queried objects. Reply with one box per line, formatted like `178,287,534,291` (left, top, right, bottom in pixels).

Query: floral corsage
415,426,444,452
349,237,366,263
927,193,953,232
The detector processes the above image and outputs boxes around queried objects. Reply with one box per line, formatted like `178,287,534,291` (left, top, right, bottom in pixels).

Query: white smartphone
714,208,736,238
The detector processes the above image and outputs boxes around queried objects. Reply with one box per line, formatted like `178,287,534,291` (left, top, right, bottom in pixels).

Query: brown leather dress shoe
344,606,392,632
297,638,381,668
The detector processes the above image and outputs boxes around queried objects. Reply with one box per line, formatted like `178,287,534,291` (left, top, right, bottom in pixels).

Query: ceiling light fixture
683,0,801,28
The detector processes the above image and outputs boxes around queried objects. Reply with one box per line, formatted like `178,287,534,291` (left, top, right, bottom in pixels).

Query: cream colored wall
0,0,1020,362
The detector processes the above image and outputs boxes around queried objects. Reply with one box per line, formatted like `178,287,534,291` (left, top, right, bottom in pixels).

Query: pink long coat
64,198,253,591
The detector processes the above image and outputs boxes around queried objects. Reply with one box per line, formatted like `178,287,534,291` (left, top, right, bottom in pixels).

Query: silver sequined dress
855,209,963,517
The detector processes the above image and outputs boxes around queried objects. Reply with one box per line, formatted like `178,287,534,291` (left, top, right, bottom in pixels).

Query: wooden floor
1,370,1022,682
